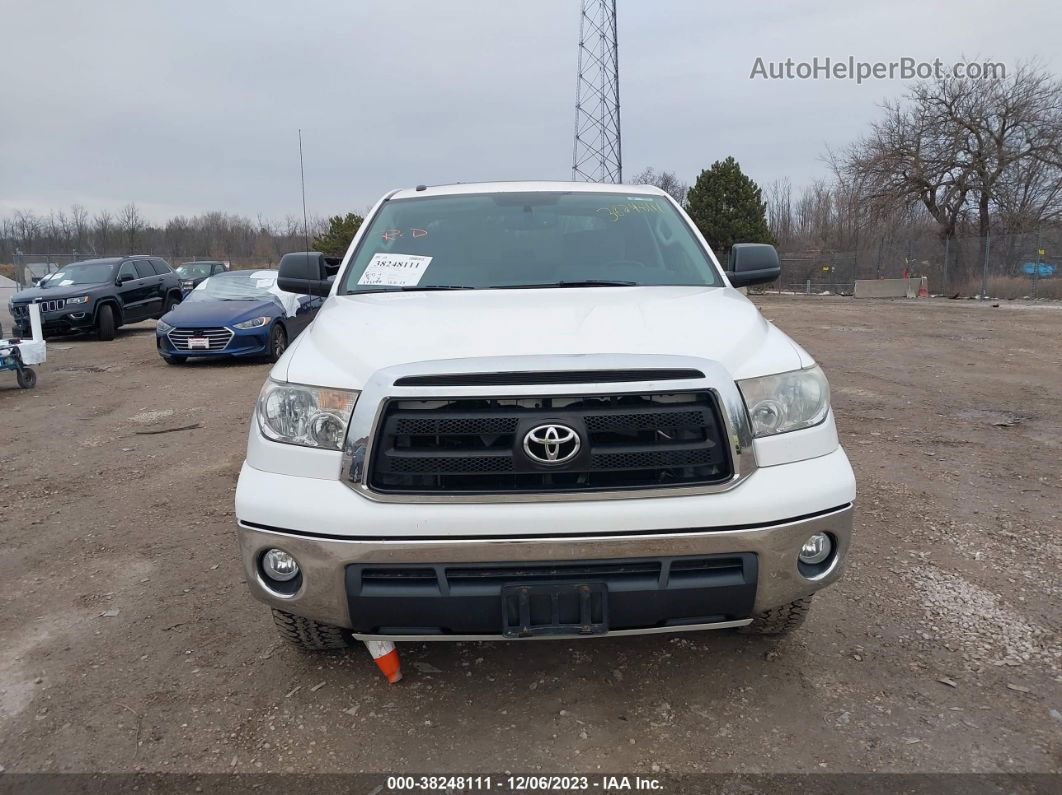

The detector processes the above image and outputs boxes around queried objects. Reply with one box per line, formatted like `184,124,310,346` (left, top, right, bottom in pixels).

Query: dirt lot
0,296,1058,777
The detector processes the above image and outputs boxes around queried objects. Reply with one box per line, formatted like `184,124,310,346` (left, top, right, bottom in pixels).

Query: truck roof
388,181,667,200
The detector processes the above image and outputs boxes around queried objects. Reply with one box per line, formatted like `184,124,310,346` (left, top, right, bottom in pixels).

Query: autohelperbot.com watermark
749,56,1006,83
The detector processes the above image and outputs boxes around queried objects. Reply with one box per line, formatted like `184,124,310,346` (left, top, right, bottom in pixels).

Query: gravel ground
0,296,1058,776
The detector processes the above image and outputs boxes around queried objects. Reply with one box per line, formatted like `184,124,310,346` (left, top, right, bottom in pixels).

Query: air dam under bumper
237,504,852,640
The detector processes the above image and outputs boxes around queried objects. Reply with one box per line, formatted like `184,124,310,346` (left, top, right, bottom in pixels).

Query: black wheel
16,367,37,389
96,305,116,341
739,596,814,636
163,355,186,366
271,609,353,651
158,293,180,318
267,323,288,363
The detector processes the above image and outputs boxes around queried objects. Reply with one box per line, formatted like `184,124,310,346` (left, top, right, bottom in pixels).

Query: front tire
739,596,813,635
271,609,353,651
96,305,116,341
158,293,179,318
267,323,287,363
16,367,36,389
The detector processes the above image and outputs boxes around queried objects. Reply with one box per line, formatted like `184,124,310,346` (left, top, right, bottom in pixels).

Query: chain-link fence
774,228,1061,299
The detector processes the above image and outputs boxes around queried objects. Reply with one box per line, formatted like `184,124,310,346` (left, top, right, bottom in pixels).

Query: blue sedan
155,270,322,364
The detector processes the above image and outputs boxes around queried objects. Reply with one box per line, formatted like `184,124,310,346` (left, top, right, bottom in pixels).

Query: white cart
1,303,46,389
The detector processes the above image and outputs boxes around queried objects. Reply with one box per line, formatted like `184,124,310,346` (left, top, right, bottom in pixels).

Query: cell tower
571,0,621,183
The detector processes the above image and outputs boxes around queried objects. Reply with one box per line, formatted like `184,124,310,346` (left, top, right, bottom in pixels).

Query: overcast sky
2,0,1060,223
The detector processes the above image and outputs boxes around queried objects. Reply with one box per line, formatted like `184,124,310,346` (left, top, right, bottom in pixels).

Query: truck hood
11,282,108,302
280,286,806,388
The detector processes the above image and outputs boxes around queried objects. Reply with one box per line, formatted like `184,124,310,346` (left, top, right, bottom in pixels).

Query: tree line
0,206,334,268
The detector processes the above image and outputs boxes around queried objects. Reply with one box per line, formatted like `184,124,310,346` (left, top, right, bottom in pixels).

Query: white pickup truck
235,181,855,649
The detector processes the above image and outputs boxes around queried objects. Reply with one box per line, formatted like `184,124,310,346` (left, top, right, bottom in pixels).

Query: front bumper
156,327,271,358
237,502,853,639
14,307,95,334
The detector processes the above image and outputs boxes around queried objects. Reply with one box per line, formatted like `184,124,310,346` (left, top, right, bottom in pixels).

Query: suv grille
365,391,732,494
38,299,66,313
167,327,234,351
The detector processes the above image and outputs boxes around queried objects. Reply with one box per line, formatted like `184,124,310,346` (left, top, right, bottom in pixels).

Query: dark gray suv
8,256,183,340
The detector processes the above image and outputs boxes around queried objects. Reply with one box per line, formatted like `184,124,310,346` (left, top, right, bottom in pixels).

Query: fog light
799,533,832,565
262,548,299,582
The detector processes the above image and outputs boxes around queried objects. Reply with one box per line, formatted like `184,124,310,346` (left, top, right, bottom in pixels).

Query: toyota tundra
235,181,856,649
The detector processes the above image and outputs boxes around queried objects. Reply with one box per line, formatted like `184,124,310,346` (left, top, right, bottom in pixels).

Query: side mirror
726,243,781,288
277,252,334,297
117,274,135,285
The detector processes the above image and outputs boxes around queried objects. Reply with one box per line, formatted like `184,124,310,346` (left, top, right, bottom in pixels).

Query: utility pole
572,0,621,183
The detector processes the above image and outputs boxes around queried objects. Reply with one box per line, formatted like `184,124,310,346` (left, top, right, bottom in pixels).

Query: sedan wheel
268,324,287,363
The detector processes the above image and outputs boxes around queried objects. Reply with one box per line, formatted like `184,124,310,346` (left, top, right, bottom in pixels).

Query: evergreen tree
312,213,364,257
685,157,774,256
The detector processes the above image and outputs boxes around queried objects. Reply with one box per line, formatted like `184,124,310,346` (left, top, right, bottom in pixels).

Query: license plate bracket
501,582,608,638
188,337,209,349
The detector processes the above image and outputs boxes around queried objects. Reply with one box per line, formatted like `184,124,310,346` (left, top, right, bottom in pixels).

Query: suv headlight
66,295,89,305
738,365,830,437
256,380,359,450
234,316,271,329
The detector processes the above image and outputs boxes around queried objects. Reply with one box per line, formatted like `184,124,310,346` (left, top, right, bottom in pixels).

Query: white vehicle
235,182,855,648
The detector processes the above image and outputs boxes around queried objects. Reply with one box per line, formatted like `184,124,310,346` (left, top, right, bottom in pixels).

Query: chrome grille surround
338,354,758,504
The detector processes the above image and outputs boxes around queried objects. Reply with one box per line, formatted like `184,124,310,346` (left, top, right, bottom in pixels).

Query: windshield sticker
596,202,664,222
411,228,428,238
382,229,403,242
358,253,433,287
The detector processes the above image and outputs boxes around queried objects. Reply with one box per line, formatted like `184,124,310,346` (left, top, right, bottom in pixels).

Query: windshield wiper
348,285,473,294
490,280,637,289
399,285,473,291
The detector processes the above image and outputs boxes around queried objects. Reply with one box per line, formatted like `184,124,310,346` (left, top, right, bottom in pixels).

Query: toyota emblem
522,423,581,465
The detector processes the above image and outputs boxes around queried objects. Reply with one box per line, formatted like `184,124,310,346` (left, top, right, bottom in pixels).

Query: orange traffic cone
917,276,929,298
364,640,402,684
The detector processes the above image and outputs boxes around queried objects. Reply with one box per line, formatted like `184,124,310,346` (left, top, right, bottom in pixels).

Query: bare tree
118,203,144,253
631,167,689,206
92,210,113,255
71,204,90,255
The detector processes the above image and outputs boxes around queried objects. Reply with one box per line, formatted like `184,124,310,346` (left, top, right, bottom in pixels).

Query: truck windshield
339,192,722,293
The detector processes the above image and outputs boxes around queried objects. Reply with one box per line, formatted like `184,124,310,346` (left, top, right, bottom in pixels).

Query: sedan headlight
156,319,175,333
66,295,89,305
234,316,271,329
257,380,359,450
738,365,830,437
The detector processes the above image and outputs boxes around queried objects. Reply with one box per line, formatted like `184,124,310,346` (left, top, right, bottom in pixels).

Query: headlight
181,280,195,289
256,379,359,450
156,319,175,333
234,316,271,329
738,365,830,437
66,295,89,305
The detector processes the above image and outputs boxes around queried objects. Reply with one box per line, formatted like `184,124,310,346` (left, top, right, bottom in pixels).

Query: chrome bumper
237,504,853,638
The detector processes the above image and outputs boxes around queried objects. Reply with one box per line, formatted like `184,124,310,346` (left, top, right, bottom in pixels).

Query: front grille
167,327,234,351
366,391,733,494
345,554,757,635
38,299,66,313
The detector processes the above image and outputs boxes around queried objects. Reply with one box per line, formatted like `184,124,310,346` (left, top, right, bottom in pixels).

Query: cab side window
134,260,155,279
118,261,138,281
